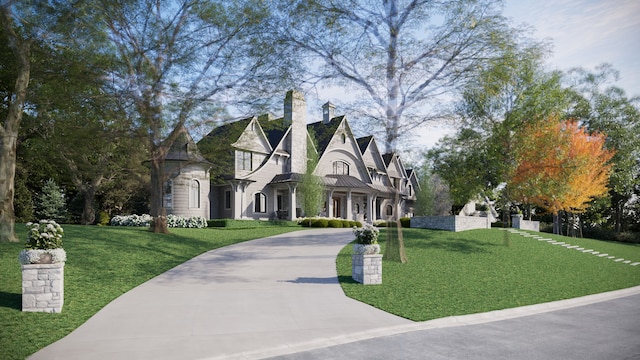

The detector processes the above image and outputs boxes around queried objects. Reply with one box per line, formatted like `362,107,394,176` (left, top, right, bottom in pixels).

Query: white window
237,151,252,171
190,179,201,208
254,192,267,213
333,161,349,175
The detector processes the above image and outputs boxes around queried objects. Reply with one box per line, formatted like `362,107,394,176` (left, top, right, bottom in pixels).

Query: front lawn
337,228,640,321
0,225,303,360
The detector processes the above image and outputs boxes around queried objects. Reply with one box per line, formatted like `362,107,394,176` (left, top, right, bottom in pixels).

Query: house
164,90,419,223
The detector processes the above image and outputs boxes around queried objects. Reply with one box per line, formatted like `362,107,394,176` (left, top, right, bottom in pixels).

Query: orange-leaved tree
510,116,614,234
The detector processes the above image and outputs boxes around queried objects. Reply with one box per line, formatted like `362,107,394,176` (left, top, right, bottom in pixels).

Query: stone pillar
352,254,383,285
22,263,64,313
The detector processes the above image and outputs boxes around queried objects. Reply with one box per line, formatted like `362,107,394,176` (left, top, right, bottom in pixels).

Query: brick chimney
284,90,307,174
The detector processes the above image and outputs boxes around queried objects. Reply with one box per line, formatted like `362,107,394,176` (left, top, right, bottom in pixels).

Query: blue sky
503,0,639,97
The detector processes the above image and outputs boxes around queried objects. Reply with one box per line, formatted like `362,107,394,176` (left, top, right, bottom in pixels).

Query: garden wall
511,215,540,232
410,216,491,232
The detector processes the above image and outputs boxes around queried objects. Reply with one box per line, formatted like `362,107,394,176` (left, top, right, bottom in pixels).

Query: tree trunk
80,186,97,225
552,212,560,235
149,155,169,234
0,9,31,242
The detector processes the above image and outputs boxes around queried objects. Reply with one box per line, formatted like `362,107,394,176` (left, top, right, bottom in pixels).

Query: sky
313,0,640,157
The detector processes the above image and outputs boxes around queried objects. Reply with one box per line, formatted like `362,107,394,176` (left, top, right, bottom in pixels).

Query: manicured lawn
337,228,640,321
0,225,303,360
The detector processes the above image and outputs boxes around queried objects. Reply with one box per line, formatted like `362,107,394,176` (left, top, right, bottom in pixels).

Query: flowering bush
25,220,64,250
110,214,207,228
353,224,379,245
166,214,208,228
110,214,153,226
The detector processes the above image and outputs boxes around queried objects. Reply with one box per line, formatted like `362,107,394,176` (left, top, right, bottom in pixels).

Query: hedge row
298,218,362,228
206,219,299,228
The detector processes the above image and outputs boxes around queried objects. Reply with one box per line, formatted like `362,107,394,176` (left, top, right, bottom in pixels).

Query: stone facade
512,215,540,232
22,263,64,313
352,254,382,285
411,215,491,232
196,90,420,223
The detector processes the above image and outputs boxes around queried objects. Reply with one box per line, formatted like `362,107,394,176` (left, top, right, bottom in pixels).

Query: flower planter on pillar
19,220,66,313
351,224,383,285
22,262,65,313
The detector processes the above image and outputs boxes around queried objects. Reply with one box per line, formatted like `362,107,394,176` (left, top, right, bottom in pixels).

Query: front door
333,197,341,218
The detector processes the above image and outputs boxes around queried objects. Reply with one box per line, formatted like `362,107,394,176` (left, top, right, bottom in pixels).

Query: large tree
95,0,298,233
566,64,640,232
428,42,572,207
279,0,516,153
0,3,32,242
509,117,614,234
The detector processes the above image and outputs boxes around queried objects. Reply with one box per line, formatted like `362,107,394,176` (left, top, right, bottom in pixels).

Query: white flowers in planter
353,224,381,254
19,220,66,264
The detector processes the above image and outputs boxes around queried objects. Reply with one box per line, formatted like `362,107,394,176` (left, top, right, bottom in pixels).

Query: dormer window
341,133,346,144
333,161,349,175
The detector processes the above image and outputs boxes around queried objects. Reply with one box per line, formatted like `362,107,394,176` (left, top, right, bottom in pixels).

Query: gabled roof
259,117,289,149
307,116,344,156
197,117,253,183
356,136,373,154
166,125,209,163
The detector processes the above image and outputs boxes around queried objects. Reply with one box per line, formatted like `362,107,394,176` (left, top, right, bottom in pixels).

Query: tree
414,166,452,216
299,130,325,222
509,117,614,234
0,3,32,242
428,42,572,207
566,64,640,232
280,0,516,153
95,0,299,233
35,179,67,222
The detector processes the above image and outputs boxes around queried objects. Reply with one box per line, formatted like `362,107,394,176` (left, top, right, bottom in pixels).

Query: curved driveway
30,228,640,360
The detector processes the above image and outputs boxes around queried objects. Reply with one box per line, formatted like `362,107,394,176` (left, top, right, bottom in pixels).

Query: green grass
337,228,640,321
0,225,303,360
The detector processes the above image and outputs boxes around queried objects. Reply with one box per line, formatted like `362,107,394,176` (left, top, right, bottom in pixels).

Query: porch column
287,183,297,221
346,190,353,220
272,187,278,217
326,190,334,218
366,193,374,223
230,181,245,220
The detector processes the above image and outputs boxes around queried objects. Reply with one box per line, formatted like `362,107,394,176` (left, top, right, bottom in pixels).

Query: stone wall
410,216,491,232
22,263,64,313
511,215,540,232
352,254,382,285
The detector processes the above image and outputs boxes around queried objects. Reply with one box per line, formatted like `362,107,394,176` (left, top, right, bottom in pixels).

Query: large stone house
164,90,419,223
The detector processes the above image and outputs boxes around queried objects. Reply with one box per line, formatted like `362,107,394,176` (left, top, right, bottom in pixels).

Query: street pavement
29,228,640,360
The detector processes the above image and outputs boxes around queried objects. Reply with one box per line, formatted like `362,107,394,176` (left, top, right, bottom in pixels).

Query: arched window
190,179,200,208
333,161,349,175
163,180,173,209
254,192,267,213
355,203,360,214
386,204,393,217
341,133,346,144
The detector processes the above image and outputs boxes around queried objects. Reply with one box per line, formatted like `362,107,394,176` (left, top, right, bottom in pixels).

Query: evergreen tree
35,179,67,222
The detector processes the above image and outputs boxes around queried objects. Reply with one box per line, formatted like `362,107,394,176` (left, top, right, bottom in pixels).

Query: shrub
400,217,411,228
351,221,362,228
110,214,153,227
98,211,110,226
328,219,343,228
311,219,329,227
